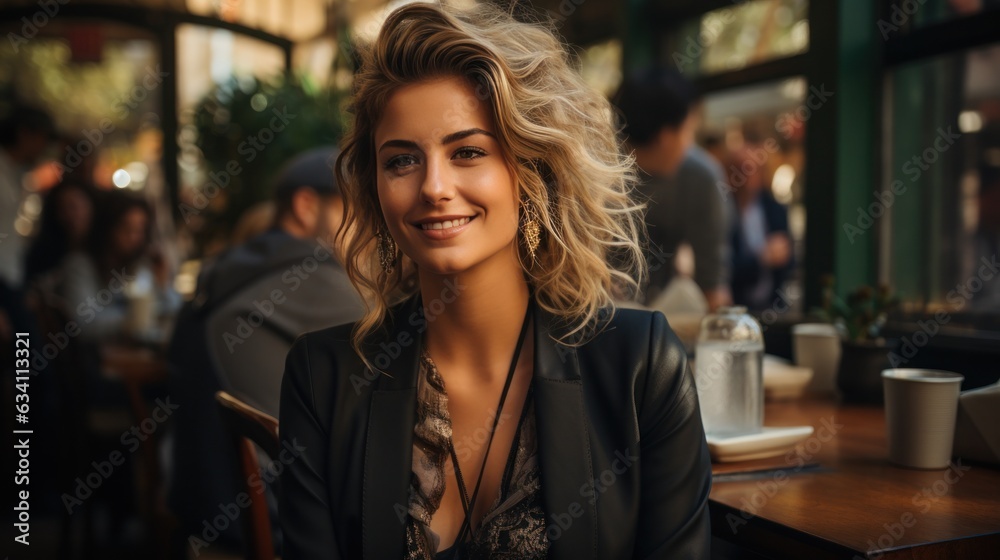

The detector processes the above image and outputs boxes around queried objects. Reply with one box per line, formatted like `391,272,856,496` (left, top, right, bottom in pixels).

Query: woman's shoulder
583,304,681,355
575,305,690,403
287,319,359,370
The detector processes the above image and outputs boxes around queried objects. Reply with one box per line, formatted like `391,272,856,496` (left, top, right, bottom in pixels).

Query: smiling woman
278,3,712,559
375,78,520,277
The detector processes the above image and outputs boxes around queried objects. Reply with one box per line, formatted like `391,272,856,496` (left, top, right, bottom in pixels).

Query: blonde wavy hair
335,1,647,357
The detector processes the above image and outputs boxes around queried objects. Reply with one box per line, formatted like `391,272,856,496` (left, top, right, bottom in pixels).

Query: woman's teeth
421,217,471,230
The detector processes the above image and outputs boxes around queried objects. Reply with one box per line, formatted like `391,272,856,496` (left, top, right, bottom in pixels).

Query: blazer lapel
362,296,422,559
359,297,597,560
532,304,597,560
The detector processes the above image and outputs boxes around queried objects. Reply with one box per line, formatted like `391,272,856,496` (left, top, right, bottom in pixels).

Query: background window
0,20,166,234
880,0,1000,35
661,0,809,77
885,42,1000,323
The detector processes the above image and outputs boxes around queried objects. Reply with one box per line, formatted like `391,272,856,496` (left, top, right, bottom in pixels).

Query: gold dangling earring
377,225,397,274
520,196,541,264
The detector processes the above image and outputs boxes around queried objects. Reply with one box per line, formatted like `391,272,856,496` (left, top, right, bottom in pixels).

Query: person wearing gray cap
202,146,364,416
166,147,363,555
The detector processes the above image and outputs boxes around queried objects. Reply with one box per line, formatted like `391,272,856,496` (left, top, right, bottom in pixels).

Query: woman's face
374,76,520,276
113,207,148,258
56,187,92,242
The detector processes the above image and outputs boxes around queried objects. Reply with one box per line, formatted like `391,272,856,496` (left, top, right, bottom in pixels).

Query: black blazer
278,295,712,559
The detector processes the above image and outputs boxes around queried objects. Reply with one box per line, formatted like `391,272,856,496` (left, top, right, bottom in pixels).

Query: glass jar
694,306,764,437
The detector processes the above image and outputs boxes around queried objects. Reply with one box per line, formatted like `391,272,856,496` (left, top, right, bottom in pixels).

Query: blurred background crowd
1,0,999,559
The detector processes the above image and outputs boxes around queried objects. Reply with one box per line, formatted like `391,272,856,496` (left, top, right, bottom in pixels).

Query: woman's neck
418,248,531,386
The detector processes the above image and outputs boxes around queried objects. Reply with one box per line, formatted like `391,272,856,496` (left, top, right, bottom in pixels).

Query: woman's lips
414,215,475,240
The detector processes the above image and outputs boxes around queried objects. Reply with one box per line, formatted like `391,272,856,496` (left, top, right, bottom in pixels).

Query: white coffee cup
792,323,841,394
882,369,964,470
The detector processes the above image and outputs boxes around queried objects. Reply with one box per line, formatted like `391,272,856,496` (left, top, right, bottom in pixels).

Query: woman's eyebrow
378,139,419,154
377,128,496,154
441,128,496,144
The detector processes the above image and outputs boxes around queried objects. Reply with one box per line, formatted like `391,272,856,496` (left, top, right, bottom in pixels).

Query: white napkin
953,381,1000,467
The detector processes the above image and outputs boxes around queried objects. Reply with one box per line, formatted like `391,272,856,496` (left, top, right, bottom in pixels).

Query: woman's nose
419,154,456,204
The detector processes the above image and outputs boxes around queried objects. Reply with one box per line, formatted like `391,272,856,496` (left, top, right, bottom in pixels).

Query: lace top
403,350,550,559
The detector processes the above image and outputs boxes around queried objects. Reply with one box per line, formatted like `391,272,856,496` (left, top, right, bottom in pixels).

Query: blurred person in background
727,141,793,311
24,179,98,288
0,105,56,342
167,146,363,555
58,190,179,340
614,68,732,311
199,146,363,414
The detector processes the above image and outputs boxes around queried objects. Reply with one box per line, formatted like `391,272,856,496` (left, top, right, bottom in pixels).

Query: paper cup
792,323,841,394
126,292,156,336
882,369,964,469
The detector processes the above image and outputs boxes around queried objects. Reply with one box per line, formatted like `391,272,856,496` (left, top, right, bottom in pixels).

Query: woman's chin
408,243,518,279
413,259,473,277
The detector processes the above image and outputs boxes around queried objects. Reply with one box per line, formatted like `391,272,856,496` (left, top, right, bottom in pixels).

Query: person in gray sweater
201,147,364,415
614,68,732,310
167,147,363,554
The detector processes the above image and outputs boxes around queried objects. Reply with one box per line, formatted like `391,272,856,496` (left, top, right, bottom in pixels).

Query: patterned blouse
403,349,550,559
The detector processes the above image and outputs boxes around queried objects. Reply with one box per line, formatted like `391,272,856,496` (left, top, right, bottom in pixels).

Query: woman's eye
454,146,487,160
384,154,418,171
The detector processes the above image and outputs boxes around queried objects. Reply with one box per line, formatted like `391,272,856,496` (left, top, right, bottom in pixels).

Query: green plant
814,276,900,343
186,74,346,254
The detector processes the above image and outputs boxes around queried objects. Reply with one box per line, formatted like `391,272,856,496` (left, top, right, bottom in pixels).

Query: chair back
215,391,280,560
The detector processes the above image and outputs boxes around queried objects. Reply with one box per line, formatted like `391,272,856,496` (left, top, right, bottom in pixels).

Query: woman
24,179,97,287
60,191,178,339
278,3,711,559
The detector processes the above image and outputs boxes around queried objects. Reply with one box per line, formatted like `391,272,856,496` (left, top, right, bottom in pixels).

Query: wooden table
709,398,1000,559
100,343,168,384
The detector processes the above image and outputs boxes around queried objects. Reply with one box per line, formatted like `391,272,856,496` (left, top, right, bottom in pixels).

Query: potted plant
814,278,900,403
185,75,348,255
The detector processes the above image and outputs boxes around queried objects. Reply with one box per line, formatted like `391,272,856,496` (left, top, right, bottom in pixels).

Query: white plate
706,426,815,462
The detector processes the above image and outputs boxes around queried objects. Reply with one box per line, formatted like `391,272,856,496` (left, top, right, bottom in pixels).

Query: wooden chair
215,391,280,560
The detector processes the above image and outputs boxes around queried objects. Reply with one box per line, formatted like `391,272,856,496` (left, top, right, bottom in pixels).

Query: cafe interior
1,0,999,558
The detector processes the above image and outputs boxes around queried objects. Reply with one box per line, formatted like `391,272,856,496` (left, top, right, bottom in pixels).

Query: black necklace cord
447,297,534,548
